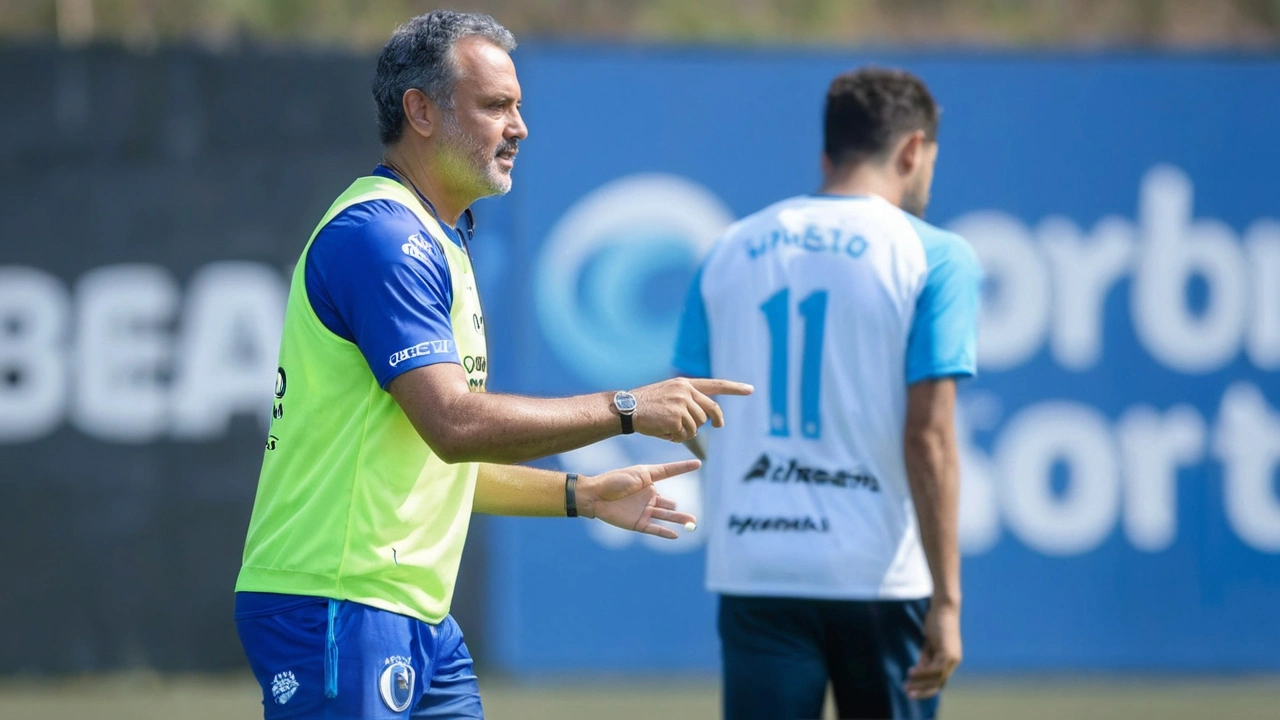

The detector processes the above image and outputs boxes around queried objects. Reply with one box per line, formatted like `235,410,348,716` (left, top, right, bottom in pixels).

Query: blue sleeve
672,263,711,378
905,216,982,385
304,199,459,388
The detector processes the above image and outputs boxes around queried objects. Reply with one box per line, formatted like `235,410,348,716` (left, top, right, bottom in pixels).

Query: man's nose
508,109,528,141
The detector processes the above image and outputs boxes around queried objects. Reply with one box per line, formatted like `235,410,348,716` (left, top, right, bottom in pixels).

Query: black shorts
718,594,938,720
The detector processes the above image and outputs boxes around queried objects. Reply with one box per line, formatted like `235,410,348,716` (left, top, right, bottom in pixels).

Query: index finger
904,682,944,700
687,378,754,396
906,664,947,682
906,654,950,680
644,459,702,482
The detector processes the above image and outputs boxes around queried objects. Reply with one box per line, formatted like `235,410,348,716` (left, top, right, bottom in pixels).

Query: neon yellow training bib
235,176,487,624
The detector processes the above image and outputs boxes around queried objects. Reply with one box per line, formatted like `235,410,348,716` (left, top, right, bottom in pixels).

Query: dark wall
0,44,491,673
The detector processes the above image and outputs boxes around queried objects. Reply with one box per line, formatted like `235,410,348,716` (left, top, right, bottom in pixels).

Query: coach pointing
234,11,751,719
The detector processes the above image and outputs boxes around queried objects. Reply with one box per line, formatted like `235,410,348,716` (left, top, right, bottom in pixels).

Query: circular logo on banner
534,174,735,389
379,661,415,712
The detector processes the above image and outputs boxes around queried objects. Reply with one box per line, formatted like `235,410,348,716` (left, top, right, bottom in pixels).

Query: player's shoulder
736,193,907,232
732,194,814,229
313,198,444,269
321,198,425,246
711,195,809,252
901,210,979,273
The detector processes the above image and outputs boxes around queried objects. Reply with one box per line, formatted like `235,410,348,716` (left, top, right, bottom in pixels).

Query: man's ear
896,129,927,176
401,88,438,140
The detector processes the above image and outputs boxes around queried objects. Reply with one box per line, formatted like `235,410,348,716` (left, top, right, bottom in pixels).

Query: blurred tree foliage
3,0,1279,49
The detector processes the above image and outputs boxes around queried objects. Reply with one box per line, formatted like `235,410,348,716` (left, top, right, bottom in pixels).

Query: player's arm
389,369,748,464
471,461,699,539
904,379,962,609
900,226,982,699
315,206,751,466
902,378,963,699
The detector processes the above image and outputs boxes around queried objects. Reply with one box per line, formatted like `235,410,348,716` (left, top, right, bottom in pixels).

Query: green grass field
1,673,1277,720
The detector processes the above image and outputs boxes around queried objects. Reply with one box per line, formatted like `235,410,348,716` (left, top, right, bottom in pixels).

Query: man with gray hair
234,10,752,719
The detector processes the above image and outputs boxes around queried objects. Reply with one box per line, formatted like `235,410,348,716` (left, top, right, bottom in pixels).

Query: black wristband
620,413,634,435
565,473,578,518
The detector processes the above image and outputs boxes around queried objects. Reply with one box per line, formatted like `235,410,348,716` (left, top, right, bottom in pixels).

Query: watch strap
565,473,579,518
620,413,634,435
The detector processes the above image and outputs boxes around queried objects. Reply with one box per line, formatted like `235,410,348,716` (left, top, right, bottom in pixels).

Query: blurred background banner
485,49,1280,674
0,45,388,673
2,43,1279,677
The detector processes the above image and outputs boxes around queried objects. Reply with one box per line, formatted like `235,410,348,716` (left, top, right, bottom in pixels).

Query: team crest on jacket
379,657,415,712
271,670,299,705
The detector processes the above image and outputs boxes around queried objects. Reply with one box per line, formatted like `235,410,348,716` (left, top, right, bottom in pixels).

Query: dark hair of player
823,67,939,167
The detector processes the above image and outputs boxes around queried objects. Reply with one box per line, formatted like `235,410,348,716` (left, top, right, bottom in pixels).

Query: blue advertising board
476,49,1280,673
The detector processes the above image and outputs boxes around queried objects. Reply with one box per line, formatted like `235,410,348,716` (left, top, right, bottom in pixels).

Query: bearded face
437,109,518,199
901,140,938,219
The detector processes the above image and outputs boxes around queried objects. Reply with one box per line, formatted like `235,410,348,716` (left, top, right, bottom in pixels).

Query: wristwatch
564,473,578,518
614,390,637,434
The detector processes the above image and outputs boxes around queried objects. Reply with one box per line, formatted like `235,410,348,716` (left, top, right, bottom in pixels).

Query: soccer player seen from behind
674,67,981,720
234,11,752,719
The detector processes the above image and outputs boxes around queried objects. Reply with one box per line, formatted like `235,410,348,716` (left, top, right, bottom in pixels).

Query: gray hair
372,11,517,145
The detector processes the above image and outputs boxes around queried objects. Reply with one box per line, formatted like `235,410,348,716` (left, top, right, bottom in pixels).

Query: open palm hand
580,460,700,539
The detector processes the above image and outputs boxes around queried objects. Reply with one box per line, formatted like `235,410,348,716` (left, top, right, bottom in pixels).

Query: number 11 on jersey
760,287,829,439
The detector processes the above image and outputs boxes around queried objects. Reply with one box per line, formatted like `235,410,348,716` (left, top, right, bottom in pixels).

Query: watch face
615,391,637,414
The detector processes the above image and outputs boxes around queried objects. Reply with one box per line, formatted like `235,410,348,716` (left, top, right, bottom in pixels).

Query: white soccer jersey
673,194,981,600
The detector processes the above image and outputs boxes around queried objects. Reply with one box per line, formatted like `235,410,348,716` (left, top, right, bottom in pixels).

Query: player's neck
381,146,469,227
819,163,904,208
